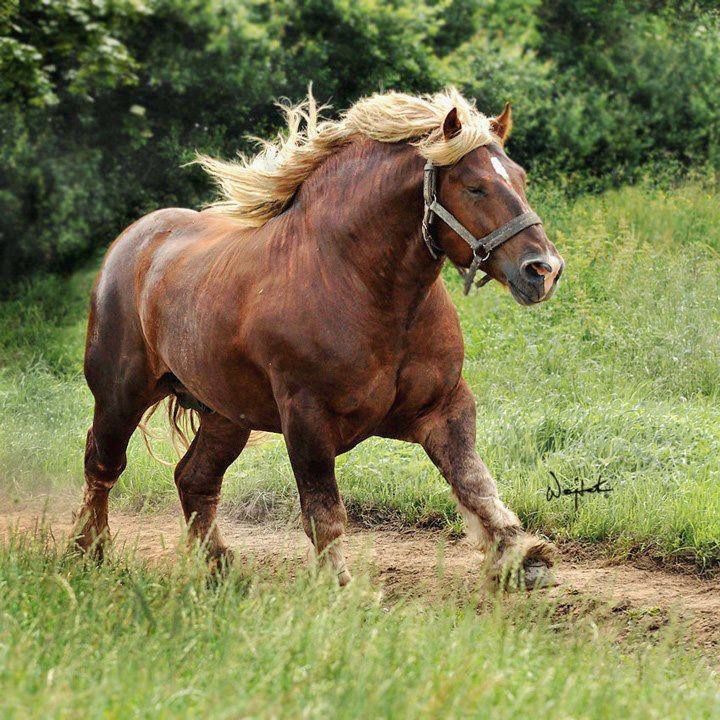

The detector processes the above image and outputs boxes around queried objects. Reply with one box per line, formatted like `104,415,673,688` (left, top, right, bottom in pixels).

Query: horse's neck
292,139,443,309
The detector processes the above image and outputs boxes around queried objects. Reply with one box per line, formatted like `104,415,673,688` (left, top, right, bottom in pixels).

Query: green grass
1,181,720,565
0,532,718,719
2,181,720,716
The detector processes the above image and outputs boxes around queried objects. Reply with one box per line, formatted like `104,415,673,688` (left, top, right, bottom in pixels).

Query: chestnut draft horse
73,89,564,588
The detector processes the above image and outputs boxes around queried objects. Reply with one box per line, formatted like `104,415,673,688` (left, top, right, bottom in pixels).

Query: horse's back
97,207,199,287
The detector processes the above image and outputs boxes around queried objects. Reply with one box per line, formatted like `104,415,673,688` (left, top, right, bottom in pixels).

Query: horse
72,88,564,588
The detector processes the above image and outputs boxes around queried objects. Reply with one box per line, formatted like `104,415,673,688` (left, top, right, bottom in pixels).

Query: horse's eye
467,186,486,197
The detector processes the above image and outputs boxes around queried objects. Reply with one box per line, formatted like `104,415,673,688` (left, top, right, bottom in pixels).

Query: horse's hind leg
174,413,250,565
74,285,162,559
72,359,159,559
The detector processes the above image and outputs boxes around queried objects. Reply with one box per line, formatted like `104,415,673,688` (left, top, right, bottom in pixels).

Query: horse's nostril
523,260,552,280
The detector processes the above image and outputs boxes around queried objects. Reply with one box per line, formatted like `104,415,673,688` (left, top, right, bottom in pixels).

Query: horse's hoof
65,545,105,565
491,531,557,591
67,529,107,563
494,560,557,592
63,541,84,562
208,547,234,576
522,560,558,590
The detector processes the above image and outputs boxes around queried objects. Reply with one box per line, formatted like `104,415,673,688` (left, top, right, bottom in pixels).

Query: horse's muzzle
509,255,564,304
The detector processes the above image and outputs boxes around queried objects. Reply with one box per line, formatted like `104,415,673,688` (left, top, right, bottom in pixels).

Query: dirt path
2,498,719,652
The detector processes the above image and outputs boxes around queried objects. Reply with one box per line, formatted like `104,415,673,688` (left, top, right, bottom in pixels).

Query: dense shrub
1,0,718,284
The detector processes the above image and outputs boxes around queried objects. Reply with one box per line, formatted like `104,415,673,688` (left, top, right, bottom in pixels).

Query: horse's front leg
281,401,351,586
418,380,555,588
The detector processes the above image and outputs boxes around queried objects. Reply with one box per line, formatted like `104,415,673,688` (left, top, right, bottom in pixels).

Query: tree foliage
1,0,718,282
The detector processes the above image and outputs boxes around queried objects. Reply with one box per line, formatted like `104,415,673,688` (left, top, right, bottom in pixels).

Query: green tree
1,0,718,285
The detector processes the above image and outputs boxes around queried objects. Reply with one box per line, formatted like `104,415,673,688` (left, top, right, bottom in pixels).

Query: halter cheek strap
422,160,542,295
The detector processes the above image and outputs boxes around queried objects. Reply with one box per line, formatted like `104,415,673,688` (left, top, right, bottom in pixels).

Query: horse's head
432,105,564,304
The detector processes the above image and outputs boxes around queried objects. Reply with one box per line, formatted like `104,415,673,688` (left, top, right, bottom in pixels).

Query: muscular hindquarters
75,210,200,552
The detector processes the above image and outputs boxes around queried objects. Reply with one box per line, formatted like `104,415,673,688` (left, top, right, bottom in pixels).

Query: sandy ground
2,496,719,654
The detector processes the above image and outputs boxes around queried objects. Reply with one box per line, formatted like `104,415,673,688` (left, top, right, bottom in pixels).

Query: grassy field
1,180,719,565
0,531,718,719
1,180,720,716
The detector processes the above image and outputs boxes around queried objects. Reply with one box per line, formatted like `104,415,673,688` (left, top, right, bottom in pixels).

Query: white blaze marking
491,156,510,182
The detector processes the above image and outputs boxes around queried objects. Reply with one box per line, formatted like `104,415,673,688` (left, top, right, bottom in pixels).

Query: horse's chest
328,366,397,418
328,372,399,450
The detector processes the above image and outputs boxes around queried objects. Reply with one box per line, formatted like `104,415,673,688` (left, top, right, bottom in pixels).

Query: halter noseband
422,160,542,295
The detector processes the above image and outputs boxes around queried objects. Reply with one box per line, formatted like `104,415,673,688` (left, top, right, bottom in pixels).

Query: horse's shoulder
411,279,463,343
401,278,464,373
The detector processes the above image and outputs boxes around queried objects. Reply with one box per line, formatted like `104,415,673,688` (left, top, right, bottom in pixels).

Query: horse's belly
169,352,283,432
205,374,282,432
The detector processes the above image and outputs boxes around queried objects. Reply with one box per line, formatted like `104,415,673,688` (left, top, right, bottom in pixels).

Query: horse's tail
138,396,199,467
138,396,270,466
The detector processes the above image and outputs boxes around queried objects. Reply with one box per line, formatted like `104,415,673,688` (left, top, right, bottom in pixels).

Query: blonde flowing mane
197,87,495,226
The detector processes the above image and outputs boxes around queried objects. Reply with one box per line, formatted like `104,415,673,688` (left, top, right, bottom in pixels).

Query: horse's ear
490,102,513,143
442,107,462,140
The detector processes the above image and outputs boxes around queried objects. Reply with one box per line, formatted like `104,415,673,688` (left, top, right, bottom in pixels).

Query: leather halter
422,160,542,295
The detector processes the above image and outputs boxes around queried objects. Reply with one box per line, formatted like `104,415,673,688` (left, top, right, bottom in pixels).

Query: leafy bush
1,0,718,284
